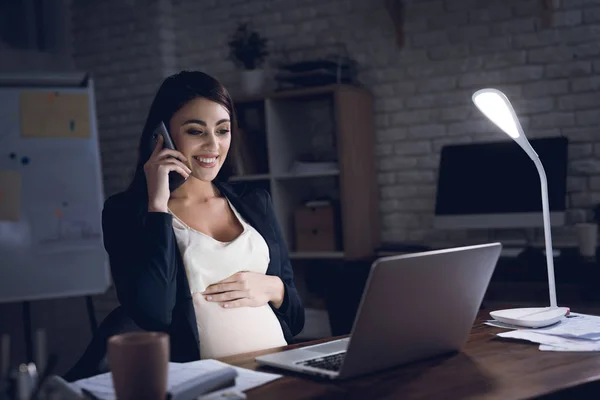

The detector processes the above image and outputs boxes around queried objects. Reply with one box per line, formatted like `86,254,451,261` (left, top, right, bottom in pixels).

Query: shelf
229,170,340,182
274,169,340,180
290,251,345,259
229,174,270,182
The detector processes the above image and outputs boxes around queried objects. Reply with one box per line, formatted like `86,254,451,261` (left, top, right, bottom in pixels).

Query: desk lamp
472,88,569,328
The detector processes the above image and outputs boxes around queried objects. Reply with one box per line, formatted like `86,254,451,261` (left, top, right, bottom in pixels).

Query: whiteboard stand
0,72,109,363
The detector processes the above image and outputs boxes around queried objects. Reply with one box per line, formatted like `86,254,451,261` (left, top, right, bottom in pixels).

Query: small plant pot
241,69,265,95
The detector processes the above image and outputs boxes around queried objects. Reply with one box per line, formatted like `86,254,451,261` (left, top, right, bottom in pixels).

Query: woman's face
169,97,231,183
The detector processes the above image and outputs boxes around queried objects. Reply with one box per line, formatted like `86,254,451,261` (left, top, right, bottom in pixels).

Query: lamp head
472,88,537,158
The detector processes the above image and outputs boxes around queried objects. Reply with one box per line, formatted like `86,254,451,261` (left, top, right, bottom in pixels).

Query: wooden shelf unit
232,84,380,260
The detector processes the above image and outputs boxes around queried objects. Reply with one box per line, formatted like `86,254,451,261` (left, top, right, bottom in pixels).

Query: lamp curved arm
532,155,558,308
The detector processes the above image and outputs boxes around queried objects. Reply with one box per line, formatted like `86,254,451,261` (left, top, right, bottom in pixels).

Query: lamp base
490,307,569,328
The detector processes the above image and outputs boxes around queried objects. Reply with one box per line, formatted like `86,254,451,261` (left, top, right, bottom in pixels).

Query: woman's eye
217,129,230,135
187,129,203,135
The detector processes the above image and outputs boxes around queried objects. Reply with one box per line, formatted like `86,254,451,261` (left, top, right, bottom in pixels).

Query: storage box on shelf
231,84,380,261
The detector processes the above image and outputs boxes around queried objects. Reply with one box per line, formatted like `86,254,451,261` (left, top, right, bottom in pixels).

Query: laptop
255,242,502,380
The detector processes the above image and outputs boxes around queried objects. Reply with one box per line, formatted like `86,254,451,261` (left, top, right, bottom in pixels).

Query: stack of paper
71,359,281,400
485,313,600,351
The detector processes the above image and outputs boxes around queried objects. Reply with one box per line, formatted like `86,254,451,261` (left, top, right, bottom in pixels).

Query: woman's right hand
144,135,191,213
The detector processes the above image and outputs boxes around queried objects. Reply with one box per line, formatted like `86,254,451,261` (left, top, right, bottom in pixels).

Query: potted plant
228,23,269,95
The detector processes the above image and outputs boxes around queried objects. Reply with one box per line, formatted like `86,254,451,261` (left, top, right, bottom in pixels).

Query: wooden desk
219,310,600,399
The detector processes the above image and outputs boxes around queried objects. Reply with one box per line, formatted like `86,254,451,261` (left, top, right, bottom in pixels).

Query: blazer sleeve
263,191,306,337
102,195,179,331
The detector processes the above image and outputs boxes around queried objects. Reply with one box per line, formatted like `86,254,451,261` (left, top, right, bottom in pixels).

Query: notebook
71,359,282,400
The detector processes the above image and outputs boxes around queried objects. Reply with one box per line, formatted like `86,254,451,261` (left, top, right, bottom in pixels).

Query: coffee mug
576,223,598,258
107,332,169,400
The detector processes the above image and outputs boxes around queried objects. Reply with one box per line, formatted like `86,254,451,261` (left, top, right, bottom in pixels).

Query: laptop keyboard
297,351,346,372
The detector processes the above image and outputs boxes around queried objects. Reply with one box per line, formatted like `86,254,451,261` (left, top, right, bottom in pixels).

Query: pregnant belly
192,293,288,359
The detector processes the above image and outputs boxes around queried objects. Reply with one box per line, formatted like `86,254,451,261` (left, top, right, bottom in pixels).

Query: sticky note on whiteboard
0,171,21,221
19,91,91,139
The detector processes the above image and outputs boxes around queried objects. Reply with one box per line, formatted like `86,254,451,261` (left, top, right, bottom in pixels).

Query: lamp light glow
471,88,569,328
472,90,520,139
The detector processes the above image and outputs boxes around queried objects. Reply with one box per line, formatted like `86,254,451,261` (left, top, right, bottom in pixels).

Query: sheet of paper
19,91,90,138
494,313,600,352
0,170,21,221
524,313,600,340
498,330,600,349
71,359,281,400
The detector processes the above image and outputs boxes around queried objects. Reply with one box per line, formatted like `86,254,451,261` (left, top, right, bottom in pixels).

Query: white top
169,199,287,359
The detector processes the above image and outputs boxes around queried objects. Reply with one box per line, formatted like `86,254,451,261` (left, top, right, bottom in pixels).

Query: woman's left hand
202,272,285,309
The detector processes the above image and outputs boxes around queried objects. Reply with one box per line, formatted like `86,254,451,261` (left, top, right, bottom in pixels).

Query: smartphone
152,121,187,192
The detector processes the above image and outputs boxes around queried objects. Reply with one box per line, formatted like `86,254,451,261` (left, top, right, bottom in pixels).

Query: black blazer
101,180,305,362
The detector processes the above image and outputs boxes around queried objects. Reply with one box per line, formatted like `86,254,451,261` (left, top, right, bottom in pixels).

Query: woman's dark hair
126,70,238,200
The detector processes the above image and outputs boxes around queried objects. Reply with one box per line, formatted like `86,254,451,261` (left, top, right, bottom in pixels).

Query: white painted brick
521,80,569,96
590,177,600,191
530,113,575,129
444,0,479,11
394,141,431,155
381,185,415,200
382,213,421,229
563,127,600,142
416,155,440,169
571,76,600,92
483,51,528,70
439,106,472,122
379,156,418,172
70,0,600,248
392,81,418,95
410,31,450,47
396,171,436,183
470,37,512,55
375,143,394,156
584,6,600,23
448,25,490,43
559,93,600,111
491,17,537,35
566,209,588,224
428,11,469,29
408,124,447,139
468,6,512,23
432,136,473,152
375,98,404,113
569,143,594,159
568,176,588,192
512,97,555,115
377,127,407,142
416,76,458,93
570,192,600,208
571,160,600,175
528,46,574,64
396,198,435,212
546,61,592,78
448,120,497,136
513,31,561,49
380,199,399,213
553,10,583,27
576,110,600,125
573,42,600,60
391,110,437,126
428,44,469,61
378,172,396,186
458,66,544,87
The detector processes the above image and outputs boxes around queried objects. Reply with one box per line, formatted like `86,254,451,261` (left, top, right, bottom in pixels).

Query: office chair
63,306,142,382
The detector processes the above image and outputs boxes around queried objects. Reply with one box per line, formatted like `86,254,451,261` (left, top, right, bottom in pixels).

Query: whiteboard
0,75,110,303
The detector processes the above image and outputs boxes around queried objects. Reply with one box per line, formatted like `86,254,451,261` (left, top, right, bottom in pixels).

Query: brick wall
167,0,600,247
70,0,176,198
68,0,600,315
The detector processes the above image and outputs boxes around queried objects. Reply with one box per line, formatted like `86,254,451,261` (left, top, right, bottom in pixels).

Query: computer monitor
433,136,568,229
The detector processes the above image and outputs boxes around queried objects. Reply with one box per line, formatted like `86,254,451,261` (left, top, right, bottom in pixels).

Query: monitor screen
434,136,568,229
